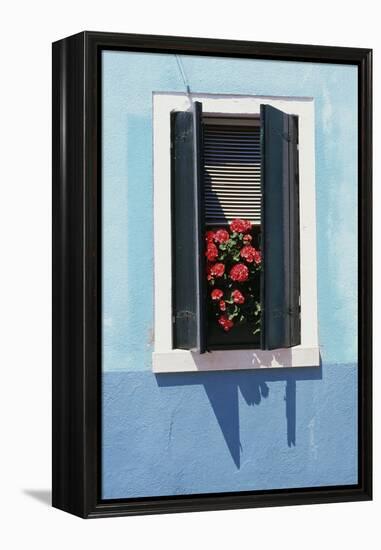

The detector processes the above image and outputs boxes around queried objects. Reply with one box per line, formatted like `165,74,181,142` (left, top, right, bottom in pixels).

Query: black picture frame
52,31,372,518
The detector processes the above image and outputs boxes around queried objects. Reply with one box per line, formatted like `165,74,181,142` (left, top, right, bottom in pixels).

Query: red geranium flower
211,288,223,301
253,250,262,264
229,263,249,282
243,234,252,243
219,300,226,312
232,289,245,304
230,218,252,233
214,229,230,243
210,263,225,278
205,230,215,243
240,245,258,263
218,315,234,332
205,242,218,261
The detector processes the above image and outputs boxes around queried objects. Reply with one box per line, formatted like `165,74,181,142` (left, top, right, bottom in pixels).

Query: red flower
214,229,230,243
240,245,258,263
205,242,218,261
218,315,234,332
230,218,252,233
253,250,262,264
219,300,226,312
211,288,223,301
232,289,245,304
210,263,225,278
205,230,215,243
229,263,249,282
243,234,252,243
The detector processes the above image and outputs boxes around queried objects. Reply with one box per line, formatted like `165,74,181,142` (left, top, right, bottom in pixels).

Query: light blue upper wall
102,51,358,372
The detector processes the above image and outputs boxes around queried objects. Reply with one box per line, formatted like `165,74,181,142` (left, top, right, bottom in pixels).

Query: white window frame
152,92,319,373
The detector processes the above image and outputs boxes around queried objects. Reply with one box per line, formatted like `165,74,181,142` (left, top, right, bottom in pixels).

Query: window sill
152,346,320,373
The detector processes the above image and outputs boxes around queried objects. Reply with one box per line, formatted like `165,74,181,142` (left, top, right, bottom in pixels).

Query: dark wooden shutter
171,102,206,353
260,104,300,350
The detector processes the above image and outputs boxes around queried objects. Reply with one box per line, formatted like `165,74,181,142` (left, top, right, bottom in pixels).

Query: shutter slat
203,122,262,224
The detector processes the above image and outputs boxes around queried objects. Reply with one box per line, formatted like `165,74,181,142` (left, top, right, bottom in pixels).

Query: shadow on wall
156,362,322,469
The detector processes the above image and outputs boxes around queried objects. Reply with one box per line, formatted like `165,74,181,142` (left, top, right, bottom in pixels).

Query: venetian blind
203,122,262,225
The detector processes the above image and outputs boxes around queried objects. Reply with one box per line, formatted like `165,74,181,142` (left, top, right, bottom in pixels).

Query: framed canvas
52,31,372,518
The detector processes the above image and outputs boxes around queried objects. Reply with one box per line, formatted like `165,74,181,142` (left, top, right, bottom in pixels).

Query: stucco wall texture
102,51,358,499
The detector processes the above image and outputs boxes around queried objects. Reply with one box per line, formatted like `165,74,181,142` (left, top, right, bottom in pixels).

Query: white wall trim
152,346,320,373
152,92,319,372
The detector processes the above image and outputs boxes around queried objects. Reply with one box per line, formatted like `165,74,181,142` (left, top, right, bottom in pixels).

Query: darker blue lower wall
102,363,357,499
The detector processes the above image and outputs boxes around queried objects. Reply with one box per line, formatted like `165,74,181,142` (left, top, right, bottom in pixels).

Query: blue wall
102,51,358,499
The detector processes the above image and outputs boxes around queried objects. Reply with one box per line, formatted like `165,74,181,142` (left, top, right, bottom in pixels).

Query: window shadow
156,361,322,469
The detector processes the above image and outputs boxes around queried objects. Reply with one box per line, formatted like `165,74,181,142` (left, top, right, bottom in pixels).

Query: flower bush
205,219,262,335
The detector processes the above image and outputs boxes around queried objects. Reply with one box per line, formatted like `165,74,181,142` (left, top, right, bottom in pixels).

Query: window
203,116,263,351
153,93,318,373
